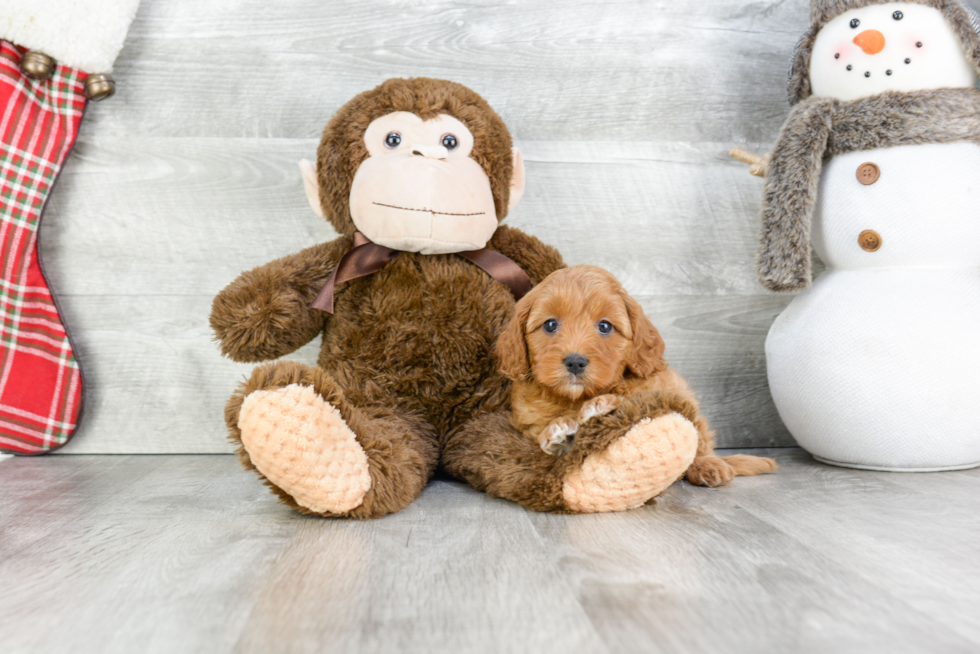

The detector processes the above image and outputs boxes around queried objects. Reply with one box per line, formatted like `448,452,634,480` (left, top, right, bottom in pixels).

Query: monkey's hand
210,238,349,362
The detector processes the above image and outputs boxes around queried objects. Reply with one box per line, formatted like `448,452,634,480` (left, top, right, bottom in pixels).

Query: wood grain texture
88,0,806,142
2,451,979,653
33,0,814,453
42,138,776,297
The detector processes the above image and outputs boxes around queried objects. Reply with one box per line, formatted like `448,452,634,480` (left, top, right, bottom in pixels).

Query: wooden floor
1,449,978,653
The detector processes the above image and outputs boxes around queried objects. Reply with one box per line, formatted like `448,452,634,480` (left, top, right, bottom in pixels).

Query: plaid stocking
0,42,87,454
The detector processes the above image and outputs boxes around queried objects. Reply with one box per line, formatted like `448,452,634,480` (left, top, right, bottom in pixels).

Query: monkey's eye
892,10,903,19
543,319,559,334
385,132,402,149
850,18,860,28
441,134,458,150
597,320,613,335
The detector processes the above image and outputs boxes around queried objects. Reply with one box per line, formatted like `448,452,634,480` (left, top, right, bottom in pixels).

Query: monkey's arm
210,236,352,362
487,224,565,285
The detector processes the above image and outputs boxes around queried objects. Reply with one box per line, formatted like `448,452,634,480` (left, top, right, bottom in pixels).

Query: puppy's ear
496,292,534,380
623,293,667,379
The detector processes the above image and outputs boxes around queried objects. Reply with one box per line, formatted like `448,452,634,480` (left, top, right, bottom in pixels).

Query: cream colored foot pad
239,384,371,514
563,413,699,513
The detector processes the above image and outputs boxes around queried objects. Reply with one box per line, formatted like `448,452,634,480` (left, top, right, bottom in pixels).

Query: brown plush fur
215,226,564,518
787,0,980,104
443,389,704,512
760,88,980,291
212,78,565,518
224,360,439,518
495,265,777,485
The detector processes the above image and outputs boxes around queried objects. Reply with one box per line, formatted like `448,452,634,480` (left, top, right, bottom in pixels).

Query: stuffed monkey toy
211,78,705,517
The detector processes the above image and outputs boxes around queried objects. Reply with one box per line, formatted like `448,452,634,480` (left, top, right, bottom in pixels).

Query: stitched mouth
372,202,485,217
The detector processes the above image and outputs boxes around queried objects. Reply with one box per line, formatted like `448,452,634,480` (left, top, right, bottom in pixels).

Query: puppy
496,265,776,487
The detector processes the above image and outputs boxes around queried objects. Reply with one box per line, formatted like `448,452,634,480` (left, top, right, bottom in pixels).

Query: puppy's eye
597,320,613,335
543,319,559,334
385,132,402,149
441,133,458,150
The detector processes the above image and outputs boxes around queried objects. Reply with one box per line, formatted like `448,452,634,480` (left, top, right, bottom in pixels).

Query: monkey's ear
495,291,534,380
508,148,525,212
299,159,325,218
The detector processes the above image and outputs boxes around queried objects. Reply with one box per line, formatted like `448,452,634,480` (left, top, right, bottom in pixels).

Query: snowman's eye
850,18,860,28
893,10,903,20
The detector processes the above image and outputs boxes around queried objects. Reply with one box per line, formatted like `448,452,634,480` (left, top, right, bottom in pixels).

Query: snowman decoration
733,0,980,470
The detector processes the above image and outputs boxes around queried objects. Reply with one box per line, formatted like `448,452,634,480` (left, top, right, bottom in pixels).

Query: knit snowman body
759,0,980,470
767,142,980,470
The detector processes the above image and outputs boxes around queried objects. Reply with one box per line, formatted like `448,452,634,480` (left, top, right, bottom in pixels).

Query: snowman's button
856,162,880,185
859,229,882,252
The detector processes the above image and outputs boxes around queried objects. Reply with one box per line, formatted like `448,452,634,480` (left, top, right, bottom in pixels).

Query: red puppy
496,265,776,486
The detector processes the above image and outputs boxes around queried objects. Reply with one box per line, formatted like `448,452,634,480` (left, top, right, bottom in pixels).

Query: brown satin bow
310,232,533,314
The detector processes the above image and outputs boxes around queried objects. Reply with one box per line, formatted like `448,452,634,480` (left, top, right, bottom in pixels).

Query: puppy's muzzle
563,354,589,375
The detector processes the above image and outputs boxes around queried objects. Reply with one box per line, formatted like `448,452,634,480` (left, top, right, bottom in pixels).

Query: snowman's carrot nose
853,29,886,54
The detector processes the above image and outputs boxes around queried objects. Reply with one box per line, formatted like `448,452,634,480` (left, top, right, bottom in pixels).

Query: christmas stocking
0,0,140,454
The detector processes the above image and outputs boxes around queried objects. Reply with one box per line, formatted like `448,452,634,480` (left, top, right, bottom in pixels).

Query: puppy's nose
564,354,589,375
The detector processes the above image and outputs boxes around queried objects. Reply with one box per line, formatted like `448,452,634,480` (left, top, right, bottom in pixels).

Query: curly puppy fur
760,88,980,292
786,0,980,105
496,265,777,486
211,78,565,518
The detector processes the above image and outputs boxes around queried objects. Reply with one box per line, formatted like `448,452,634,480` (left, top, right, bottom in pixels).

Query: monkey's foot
562,412,698,513
238,383,371,514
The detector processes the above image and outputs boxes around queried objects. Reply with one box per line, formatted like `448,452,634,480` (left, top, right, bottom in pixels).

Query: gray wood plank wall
43,0,816,453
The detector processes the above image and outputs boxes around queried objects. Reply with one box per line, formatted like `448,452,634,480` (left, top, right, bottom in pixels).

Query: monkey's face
348,111,500,255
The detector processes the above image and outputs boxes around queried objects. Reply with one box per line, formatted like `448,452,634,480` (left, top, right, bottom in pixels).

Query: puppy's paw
722,454,778,476
685,455,735,487
578,394,623,423
539,418,578,455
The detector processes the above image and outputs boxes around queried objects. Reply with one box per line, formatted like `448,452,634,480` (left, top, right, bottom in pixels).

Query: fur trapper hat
787,0,980,103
